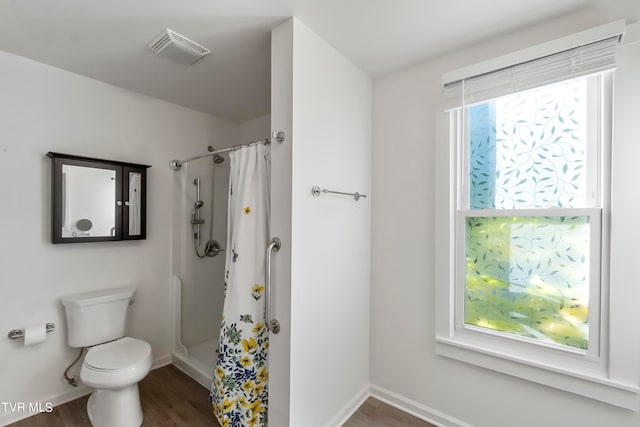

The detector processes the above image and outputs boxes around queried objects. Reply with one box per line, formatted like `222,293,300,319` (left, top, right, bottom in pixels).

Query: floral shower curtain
211,144,270,427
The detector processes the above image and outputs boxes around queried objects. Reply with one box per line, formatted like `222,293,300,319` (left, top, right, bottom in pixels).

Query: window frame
455,208,603,359
458,77,602,211
435,65,640,408
453,74,605,361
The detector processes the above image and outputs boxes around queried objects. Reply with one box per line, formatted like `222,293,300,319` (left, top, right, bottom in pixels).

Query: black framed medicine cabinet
47,152,150,244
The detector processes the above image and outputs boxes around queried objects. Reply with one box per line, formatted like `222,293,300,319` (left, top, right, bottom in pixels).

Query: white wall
270,18,372,427
239,114,271,144
371,3,640,427
0,50,238,424
289,18,372,427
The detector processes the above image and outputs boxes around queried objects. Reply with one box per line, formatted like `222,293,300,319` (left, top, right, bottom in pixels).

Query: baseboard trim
325,384,370,427
370,385,473,427
0,355,173,426
152,354,172,370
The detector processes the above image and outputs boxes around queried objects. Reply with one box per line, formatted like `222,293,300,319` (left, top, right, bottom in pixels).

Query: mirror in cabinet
48,152,150,243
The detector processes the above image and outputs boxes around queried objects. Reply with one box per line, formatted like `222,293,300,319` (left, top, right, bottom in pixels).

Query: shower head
208,146,225,164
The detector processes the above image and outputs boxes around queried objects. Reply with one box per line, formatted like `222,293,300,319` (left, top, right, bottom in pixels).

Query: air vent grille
149,34,173,52
148,29,210,65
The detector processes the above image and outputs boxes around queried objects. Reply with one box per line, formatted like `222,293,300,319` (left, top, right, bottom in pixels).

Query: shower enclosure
170,132,282,389
171,150,229,387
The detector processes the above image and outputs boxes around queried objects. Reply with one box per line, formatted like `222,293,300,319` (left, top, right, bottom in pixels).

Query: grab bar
265,237,281,334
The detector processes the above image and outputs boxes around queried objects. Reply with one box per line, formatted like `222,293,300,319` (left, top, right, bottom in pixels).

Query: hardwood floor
344,397,436,427
10,365,433,427
8,365,219,427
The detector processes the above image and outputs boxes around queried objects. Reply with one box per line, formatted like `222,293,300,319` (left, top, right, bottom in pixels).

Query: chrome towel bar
8,323,55,340
311,186,367,201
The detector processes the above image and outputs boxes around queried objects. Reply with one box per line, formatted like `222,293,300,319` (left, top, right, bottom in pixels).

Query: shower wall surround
170,113,270,389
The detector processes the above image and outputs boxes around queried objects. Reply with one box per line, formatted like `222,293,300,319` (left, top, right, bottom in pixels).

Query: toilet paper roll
23,324,47,346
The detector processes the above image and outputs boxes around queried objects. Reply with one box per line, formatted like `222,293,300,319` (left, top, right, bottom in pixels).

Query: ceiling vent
148,29,210,65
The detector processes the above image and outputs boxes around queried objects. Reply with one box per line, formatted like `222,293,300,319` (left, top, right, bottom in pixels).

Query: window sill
435,336,640,410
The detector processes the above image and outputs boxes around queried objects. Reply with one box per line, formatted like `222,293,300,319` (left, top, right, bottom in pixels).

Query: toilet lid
85,337,151,371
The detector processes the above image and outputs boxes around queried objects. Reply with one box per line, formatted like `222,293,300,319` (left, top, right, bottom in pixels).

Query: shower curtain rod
169,139,268,171
169,130,285,171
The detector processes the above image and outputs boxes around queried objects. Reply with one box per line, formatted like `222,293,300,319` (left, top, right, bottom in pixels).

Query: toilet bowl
81,337,152,427
61,287,152,427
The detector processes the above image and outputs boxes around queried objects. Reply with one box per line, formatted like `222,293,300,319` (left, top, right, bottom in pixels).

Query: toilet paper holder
7,323,55,340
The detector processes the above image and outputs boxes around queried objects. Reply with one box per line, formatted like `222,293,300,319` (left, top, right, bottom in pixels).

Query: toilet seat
81,337,152,389
85,337,151,371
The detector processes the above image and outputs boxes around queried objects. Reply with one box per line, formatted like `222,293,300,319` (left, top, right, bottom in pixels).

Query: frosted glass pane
469,79,588,209
464,216,590,349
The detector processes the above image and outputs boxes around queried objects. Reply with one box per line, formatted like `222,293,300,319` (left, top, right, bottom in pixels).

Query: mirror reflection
49,152,149,243
62,165,116,238
128,172,142,236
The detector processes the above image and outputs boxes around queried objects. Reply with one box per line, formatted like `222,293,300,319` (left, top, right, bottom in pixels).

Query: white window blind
443,35,621,110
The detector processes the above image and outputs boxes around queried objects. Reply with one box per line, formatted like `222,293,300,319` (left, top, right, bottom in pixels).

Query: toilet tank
61,286,135,348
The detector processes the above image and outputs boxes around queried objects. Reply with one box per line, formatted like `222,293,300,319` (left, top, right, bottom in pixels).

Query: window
459,75,602,355
434,21,640,408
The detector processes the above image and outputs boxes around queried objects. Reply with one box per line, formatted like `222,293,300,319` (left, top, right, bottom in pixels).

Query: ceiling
0,0,628,122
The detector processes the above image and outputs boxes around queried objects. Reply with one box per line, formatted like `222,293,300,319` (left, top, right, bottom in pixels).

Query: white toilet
61,286,152,427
